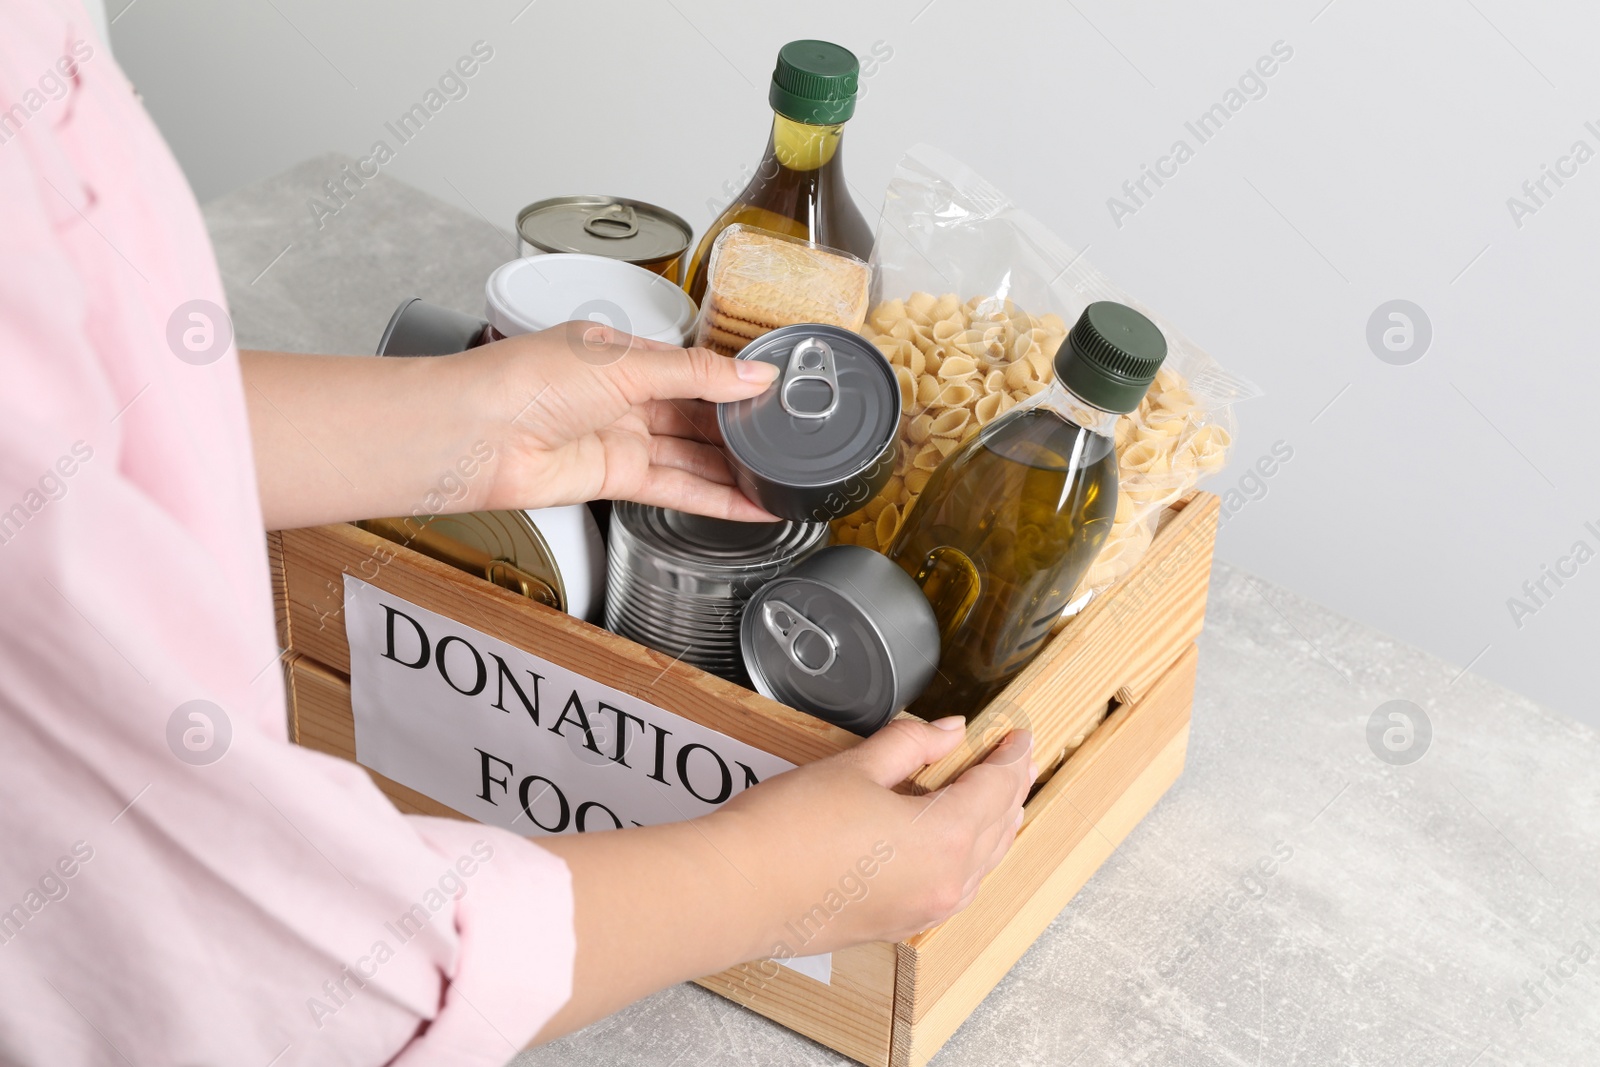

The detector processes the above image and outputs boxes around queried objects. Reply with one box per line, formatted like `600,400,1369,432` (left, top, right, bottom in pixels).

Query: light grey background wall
105,0,1597,730
81,0,107,51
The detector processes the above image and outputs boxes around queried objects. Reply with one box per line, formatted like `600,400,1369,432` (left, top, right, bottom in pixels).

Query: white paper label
341,577,831,982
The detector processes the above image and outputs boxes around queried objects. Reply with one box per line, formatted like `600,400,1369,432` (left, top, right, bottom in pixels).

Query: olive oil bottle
887,302,1168,720
684,40,874,306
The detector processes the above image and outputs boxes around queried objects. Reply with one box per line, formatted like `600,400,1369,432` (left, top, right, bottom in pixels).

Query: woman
0,5,1031,1064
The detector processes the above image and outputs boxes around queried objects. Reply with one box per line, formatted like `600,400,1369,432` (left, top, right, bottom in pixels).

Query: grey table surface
205,156,1600,1067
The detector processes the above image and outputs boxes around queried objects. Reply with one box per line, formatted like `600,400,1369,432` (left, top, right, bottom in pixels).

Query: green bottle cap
769,40,859,125
1054,301,1168,414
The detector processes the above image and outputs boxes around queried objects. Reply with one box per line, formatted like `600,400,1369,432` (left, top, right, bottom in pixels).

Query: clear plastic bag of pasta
833,143,1257,598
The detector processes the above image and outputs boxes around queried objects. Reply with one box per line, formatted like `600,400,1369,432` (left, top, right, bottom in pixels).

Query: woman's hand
535,719,1034,1041
240,325,778,530
713,718,1036,951
472,323,779,521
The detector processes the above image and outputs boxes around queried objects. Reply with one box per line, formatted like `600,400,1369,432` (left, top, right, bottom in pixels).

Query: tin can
516,195,693,285
717,324,899,523
604,504,828,684
357,512,569,611
376,297,494,355
485,254,697,345
741,545,940,735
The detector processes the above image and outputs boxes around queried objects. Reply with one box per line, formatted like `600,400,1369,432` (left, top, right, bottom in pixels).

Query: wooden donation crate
269,493,1219,1067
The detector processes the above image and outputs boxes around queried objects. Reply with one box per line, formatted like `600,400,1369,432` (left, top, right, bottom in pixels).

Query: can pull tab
779,337,840,420
762,599,838,676
584,204,639,240
485,560,563,610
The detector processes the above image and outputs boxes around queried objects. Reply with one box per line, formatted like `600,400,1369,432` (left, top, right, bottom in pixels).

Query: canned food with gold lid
357,511,569,611
516,195,693,285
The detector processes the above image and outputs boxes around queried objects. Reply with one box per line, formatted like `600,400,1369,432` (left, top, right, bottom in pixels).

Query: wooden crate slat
266,530,292,653
285,652,353,759
695,944,900,1067
286,655,470,822
276,522,861,768
907,493,1216,794
897,727,1191,1066
890,645,1197,1067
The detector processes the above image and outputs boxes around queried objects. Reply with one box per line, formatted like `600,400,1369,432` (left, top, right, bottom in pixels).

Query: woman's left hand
241,324,780,530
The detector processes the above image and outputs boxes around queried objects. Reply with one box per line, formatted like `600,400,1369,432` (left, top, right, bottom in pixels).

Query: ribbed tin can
718,324,900,523
741,545,940,735
603,504,828,683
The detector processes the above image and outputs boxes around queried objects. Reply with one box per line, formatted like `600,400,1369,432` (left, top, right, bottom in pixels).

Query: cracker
705,228,870,332
706,325,760,352
706,307,770,340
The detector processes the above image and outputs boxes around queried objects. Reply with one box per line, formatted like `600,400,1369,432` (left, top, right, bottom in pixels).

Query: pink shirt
0,4,574,1064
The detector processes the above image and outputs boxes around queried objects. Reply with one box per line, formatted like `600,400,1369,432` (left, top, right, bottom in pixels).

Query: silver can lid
614,504,825,564
611,503,828,595
718,324,900,489
516,195,692,266
741,545,934,734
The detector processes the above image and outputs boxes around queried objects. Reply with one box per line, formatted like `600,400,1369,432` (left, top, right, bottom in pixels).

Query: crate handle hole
1024,692,1123,803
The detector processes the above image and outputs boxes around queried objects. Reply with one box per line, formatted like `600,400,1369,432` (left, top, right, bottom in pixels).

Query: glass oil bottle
887,302,1169,719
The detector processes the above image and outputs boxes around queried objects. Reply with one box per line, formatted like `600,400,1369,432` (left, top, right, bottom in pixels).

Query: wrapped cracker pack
836,145,1257,599
691,225,872,356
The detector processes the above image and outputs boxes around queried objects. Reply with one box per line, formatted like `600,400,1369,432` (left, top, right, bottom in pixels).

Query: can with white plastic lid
516,196,692,285
485,254,698,346
717,324,899,523
741,545,940,735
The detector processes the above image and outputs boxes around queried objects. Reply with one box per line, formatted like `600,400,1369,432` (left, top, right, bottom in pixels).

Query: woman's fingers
647,435,738,486
936,729,1033,830
584,415,770,520
987,807,1023,871
838,717,969,788
609,341,778,404
921,736,1031,925
990,729,1037,811
642,398,724,445
955,815,1018,910
556,321,685,357
625,464,779,523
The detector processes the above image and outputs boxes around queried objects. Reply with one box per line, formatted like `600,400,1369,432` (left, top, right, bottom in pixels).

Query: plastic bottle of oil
887,302,1168,720
683,40,874,306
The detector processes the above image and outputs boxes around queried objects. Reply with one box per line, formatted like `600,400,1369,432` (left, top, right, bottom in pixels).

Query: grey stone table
206,156,1600,1067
